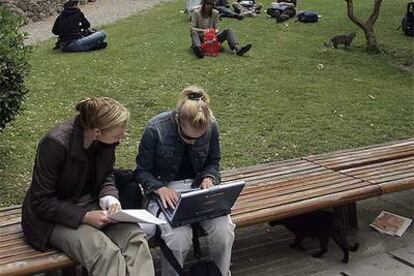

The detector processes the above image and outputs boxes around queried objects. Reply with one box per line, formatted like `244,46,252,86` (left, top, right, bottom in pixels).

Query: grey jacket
134,111,221,195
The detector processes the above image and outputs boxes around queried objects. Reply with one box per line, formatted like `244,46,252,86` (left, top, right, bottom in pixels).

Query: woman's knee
162,226,193,252
95,31,106,41
203,216,235,238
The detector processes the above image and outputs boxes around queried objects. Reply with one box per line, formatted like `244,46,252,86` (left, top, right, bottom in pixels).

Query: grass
0,0,413,206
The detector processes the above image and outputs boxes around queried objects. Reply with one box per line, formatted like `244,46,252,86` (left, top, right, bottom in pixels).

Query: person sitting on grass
52,0,107,52
232,0,263,17
215,0,244,20
267,1,296,23
190,0,252,59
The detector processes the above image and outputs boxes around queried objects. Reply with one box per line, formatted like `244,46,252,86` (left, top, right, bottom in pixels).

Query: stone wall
1,0,91,23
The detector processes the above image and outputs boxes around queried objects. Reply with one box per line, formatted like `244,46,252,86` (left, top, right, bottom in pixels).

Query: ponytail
75,97,129,132
176,86,214,129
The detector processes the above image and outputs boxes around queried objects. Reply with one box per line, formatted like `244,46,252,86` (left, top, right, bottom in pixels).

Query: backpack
297,10,318,23
201,28,221,57
401,2,414,37
114,168,143,209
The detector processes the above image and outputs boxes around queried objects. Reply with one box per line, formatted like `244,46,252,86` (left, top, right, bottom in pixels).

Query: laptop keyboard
165,207,174,217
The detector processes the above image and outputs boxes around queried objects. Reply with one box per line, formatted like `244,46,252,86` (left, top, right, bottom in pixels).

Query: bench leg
334,202,358,231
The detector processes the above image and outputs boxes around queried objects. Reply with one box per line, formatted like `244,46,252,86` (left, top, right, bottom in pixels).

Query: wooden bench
1,139,413,275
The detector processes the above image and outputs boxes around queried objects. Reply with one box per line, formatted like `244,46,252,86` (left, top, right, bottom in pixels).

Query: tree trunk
345,0,383,52
365,27,378,52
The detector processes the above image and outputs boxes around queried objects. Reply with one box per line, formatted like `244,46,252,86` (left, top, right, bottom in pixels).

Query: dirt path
21,0,176,45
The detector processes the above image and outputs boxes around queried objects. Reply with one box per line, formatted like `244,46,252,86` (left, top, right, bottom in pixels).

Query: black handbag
155,223,222,276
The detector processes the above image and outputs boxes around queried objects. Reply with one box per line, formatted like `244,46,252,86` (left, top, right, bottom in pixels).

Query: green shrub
0,7,31,131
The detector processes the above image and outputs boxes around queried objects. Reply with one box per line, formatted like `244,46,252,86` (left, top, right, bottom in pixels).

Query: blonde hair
75,97,129,132
176,86,214,129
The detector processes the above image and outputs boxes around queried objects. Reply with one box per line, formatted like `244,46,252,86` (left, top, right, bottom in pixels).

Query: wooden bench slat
237,172,354,201
376,178,414,194
0,232,24,243
0,245,38,260
233,180,369,215
234,167,331,190
340,156,414,173
0,205,22,212
307,143,414,163
304,139,414,162
0,252,75,276
222,161,320,182
223,165,324,185
236,178,363,206
0,217,22,228
0,224,22,236
344,166,414,182
231,185,381,226
238,171,342,196
221,158,304,177
319,150,414,170
0,238,28,249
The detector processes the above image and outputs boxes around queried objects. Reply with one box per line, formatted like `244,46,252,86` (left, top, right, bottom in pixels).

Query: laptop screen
161,181,245,226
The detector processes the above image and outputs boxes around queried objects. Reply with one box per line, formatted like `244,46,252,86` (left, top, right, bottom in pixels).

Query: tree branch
367,0,382,26
345,0,366,30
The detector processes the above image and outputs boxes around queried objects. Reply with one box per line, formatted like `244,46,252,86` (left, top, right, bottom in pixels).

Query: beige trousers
49,218,154,276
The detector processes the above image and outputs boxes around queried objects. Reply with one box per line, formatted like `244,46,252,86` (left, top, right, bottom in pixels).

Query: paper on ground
109,209,166,225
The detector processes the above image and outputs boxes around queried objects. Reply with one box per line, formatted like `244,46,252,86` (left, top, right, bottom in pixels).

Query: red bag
201,28,221,57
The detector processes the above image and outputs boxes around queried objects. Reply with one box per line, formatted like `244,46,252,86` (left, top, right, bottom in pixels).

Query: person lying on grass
190,0,252,58
215,0,244,20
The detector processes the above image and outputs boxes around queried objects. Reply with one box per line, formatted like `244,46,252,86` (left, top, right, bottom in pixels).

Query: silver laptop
157,181,245,227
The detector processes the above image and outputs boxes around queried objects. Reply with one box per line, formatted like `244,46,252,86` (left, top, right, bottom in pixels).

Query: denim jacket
135,111,221,195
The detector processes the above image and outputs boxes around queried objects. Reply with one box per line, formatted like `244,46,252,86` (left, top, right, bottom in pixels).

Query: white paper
109,209,166,225
369,211,412,237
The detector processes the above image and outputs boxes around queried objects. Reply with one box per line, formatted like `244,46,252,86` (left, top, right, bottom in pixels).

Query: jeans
62,31,106,52
191,29,238,50
216,6,239,18
148,180,236,276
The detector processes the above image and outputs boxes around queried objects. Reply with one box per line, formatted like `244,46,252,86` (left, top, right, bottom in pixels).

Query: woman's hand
81,210,117,229
200,178,214,189
107,202,121,216
155,187,178,209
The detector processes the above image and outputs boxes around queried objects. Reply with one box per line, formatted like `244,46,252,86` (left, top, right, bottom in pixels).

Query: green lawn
0,0,413,206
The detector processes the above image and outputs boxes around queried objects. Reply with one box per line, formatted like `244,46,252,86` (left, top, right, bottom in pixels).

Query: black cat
269,210,359,263
324,32,356,49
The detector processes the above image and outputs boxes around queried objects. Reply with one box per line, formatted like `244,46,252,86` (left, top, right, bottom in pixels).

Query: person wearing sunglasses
190,0,252,58
135,86,235,276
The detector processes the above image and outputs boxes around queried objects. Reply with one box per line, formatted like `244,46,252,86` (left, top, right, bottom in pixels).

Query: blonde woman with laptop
135,86,235,276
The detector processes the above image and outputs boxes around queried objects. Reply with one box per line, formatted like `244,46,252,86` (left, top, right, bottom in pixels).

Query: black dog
269,210,359,263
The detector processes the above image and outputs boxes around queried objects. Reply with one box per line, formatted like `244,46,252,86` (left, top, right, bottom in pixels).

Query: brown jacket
22,116,119,250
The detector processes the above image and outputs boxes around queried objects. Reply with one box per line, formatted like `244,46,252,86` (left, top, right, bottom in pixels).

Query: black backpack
114,168,143,209
296,10,318,23
401,2,414,37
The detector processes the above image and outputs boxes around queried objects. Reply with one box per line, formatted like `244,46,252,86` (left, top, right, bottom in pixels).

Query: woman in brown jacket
22,97,154,276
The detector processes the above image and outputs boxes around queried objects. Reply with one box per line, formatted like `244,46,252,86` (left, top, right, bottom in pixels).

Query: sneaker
236,44,252,56
192,46,204,59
